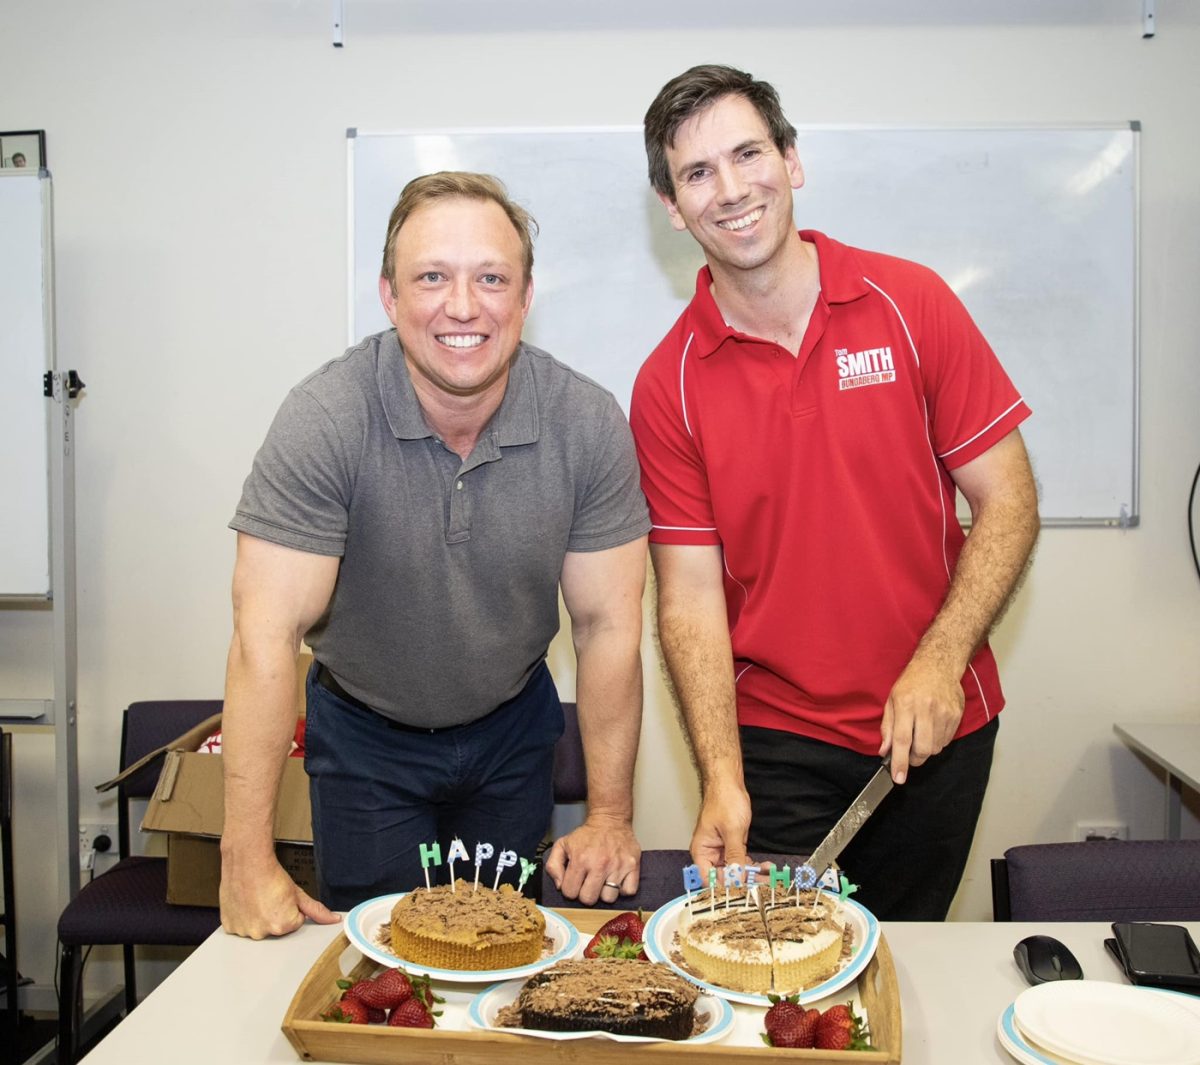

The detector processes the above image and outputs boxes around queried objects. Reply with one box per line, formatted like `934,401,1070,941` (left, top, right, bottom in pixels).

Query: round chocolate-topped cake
513,958,699,1039
389,880,544,971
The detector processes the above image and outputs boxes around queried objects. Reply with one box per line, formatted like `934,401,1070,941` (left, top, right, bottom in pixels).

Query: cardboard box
141,740,314,906
100,652,316,907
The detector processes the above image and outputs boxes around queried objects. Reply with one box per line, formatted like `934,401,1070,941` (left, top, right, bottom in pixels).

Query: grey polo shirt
230,330,649,727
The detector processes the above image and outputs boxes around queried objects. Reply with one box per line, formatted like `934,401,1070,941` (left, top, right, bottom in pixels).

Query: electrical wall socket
79,821,117,856
1074,821,1128,842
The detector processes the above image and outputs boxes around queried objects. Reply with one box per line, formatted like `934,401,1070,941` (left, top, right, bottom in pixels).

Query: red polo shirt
629,231,1031,754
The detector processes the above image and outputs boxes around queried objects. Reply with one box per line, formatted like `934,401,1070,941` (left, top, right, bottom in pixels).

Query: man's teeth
719,208,763,231
438,334,486,348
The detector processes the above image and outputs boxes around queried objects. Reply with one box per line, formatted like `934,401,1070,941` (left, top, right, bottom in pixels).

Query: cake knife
803,758,894,882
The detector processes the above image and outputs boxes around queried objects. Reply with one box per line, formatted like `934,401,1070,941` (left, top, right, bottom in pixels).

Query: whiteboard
350,125,1138,526
0,171,52,595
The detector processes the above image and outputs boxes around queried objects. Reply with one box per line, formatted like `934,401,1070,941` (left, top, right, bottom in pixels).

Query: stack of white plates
997,981,1200,1065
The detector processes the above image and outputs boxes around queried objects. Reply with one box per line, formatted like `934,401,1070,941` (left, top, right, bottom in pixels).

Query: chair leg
57,942,82,1065
122,944,137,1014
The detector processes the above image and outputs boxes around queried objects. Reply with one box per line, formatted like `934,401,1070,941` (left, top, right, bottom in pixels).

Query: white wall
2,0,1199,1004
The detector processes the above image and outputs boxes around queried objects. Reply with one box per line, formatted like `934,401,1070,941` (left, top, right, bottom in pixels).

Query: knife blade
804,759,894,881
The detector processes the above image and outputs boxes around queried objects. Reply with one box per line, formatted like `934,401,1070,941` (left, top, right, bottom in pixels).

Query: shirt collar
687,230,872,359
376,330,539,447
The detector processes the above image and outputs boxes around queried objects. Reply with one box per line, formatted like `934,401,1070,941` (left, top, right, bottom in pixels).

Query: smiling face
379,196,533,405
659,93,804,278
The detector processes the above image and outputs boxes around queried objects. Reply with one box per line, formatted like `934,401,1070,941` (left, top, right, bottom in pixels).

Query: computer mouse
1014,934,1084,985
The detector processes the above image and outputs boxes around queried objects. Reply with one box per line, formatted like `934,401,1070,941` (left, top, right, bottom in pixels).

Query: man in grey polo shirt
219,172,650,939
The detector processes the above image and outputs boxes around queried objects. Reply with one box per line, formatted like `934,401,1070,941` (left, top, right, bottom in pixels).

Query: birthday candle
493,849,518,892
517,856,538,895
744,865,758,908
707,866,718,906
446,837,469,892
418,841,442,891
474,842,494,892
766,862,789,907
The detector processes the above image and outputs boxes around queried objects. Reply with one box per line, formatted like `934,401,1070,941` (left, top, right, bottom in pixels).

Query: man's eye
419,271,442,283
685,168,710,184
480,274,503,286
739,148,761,162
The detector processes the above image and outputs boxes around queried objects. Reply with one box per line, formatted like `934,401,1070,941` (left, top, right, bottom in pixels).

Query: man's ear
378,275,398,327
656,189,689,233
521,276,534,319
785,146,805,191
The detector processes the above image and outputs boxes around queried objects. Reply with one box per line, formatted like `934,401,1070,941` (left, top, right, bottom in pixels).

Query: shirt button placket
447,474,471,542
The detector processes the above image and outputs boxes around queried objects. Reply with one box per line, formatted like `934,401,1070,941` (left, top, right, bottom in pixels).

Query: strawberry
596,909,645,943
814,1001,871,1051
410,973,442,1009
388,997,437,1029
818,1003,852,1028
761,994,819,1048
320,997,370,1024
584,910,648,959
356,968,414,1010
582,933,646,960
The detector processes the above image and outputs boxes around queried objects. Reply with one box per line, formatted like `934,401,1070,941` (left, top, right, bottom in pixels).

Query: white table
1114,722,1200,838
77,917,1200,1064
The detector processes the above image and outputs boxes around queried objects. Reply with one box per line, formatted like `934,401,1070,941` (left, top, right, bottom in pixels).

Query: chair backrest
992,840,1200,921
552,701,586,804
116,700,223,856
119,700,224,797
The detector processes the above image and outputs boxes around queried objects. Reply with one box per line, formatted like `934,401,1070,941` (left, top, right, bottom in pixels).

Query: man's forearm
220,633,302,862
917,488,1039,674
573,624,642,822
655,588,743,796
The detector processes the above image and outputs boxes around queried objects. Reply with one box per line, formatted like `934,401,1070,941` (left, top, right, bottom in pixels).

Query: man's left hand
879,650,965,784
543,814,641,906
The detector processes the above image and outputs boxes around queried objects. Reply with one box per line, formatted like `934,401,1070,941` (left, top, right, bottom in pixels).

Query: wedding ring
603,880,621,889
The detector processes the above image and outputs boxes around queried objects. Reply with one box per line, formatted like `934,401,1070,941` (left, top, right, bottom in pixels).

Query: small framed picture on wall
1,130,47,170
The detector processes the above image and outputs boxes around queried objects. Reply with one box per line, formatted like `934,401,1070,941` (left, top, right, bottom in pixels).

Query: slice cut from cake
762,892,847,994
514,958,699,1040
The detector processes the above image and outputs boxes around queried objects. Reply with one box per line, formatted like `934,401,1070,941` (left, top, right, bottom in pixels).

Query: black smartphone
1111,922,1200,989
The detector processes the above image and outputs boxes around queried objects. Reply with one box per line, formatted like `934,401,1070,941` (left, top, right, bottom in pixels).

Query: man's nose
445,279,478,320
715,161,748,205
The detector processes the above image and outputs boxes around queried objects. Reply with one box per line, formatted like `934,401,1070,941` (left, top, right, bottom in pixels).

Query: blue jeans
304,661,563,910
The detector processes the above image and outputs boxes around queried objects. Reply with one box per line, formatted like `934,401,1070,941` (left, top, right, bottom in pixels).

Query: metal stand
0,175,83,1049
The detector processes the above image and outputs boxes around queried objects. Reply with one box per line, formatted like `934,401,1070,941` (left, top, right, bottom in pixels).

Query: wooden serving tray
282,907,902,1064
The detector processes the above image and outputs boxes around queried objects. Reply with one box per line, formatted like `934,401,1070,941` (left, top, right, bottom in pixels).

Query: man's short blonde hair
379,171,537,289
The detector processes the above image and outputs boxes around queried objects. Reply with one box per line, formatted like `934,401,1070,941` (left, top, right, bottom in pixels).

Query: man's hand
219,855,340,940
544,814,641,907
879,649,965,784
689,781,753,881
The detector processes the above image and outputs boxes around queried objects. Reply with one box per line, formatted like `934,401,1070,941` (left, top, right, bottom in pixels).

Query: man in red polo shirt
631,64,1040,919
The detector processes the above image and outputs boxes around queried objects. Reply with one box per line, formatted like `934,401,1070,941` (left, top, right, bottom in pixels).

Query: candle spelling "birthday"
417,838,538,894
680,861,841,909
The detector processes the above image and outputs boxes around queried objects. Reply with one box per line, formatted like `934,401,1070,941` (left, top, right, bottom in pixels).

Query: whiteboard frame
347,122,1140,528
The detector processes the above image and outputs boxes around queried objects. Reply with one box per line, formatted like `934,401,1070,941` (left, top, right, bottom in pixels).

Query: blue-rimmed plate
1004,982,1200,1065
466,976,735,1044
998,1001,1074,1065
641,892,880,1006
345,892,579,983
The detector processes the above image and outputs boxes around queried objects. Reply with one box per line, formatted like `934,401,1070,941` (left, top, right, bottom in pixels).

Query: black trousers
741,716,999,920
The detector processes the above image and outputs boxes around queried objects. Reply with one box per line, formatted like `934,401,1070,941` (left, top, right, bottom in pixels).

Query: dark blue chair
991,839,1200,921
56,701,224,1063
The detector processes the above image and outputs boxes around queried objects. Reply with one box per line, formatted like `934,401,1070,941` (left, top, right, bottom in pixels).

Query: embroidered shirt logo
836,346,896,391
